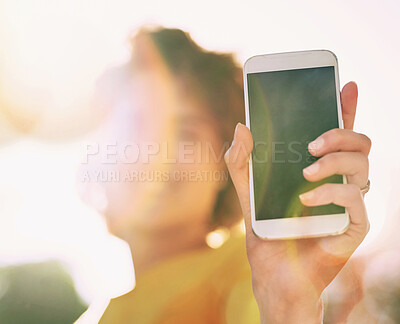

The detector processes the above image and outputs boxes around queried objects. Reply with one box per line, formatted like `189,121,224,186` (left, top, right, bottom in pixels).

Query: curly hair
129,26,245,228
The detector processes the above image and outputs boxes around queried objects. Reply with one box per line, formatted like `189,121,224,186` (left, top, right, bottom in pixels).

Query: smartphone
243,50,349,239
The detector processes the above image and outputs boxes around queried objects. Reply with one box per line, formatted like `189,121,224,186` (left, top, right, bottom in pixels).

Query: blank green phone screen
247,66,345,221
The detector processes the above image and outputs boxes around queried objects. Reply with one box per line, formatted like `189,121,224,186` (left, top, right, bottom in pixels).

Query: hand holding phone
225,78,371,322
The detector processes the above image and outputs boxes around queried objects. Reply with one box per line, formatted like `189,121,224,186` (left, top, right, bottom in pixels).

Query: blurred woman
84,27,259,323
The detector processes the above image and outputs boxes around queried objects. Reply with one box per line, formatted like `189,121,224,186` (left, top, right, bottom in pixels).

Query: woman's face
90,68,227,238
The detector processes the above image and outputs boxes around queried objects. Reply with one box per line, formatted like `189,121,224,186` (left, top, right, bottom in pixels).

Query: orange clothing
99,233,259,324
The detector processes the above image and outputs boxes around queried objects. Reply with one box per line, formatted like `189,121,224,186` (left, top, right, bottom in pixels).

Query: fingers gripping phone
243,50,349,239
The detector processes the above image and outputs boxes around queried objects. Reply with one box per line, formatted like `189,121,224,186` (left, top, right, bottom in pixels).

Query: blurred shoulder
211,233,260,324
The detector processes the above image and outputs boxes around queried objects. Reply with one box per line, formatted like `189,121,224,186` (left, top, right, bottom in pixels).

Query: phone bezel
243,50,350,239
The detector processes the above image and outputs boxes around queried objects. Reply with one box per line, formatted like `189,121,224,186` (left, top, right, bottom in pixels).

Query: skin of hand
224,82,371,324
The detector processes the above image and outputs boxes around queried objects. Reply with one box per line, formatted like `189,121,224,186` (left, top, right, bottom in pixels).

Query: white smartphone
243,50,350,239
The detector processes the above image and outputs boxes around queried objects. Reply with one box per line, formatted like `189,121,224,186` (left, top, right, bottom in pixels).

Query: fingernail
308,137,324,154
303,162,319,176
299,190,314,201
232,122,242,145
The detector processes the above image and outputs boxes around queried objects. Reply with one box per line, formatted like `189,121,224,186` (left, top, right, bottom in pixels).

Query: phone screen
247,66,345,221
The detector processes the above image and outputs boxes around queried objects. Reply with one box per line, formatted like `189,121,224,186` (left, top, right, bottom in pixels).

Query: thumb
224,123,254,233
341,81,358,130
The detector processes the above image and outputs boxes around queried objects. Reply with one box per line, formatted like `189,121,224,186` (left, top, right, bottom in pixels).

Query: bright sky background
0,0,399,315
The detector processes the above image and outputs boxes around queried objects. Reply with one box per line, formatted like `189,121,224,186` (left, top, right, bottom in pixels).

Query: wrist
255,288,323,324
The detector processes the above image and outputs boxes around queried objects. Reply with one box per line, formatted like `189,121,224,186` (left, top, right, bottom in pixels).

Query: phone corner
243,55,256,73
251,220,266,239
337,211,351,235
320,49,339,64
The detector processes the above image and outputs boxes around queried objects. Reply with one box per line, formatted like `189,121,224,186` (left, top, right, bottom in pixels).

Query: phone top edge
244,49,338,65
243,49,338,75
